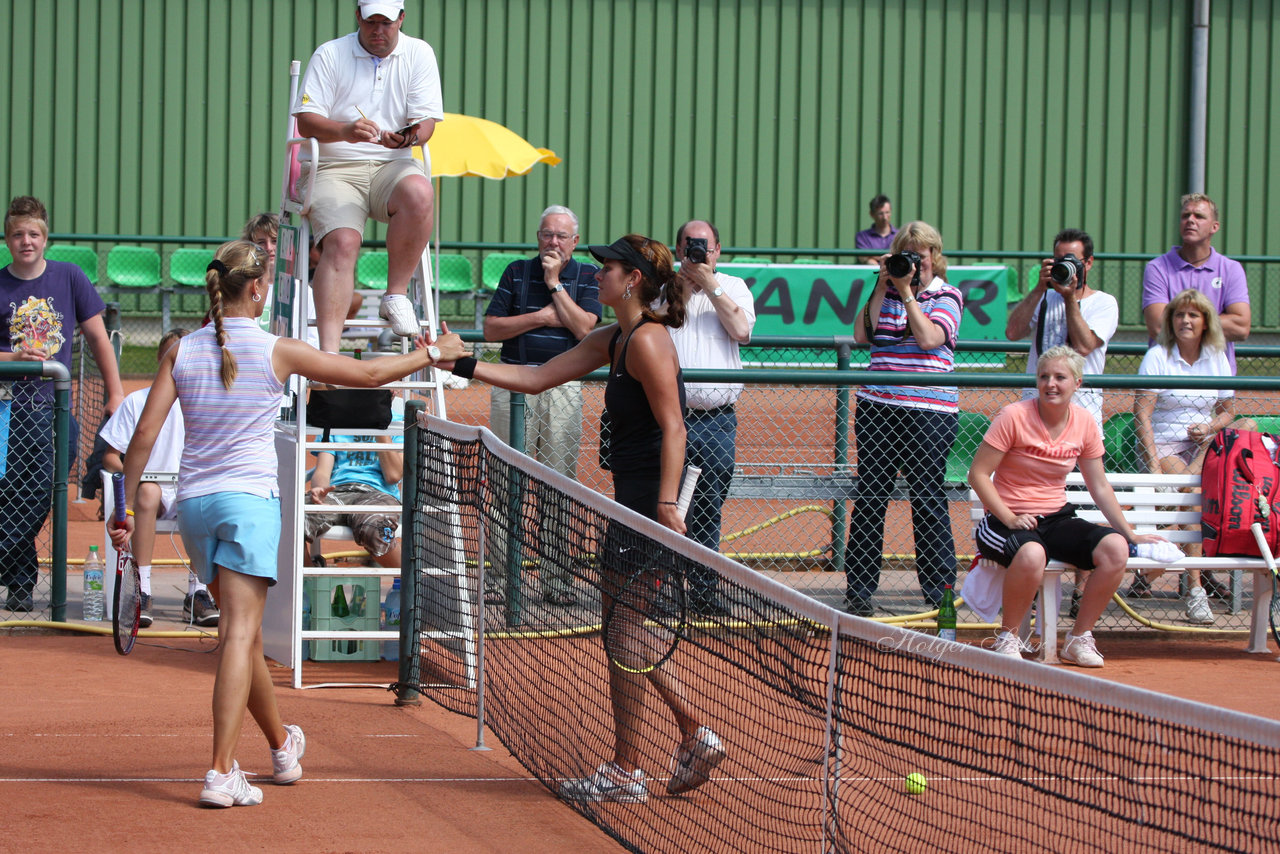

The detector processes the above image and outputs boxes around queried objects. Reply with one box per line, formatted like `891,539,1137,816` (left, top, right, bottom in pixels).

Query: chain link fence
441,341,1280,638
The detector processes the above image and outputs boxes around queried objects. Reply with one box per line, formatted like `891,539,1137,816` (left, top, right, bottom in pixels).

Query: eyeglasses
537,230,575,242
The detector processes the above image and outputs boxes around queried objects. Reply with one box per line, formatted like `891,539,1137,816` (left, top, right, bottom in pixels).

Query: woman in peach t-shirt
968,345,1165,667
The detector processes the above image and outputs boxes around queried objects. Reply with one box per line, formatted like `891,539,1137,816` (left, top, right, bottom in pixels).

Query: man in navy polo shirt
483,205,601,605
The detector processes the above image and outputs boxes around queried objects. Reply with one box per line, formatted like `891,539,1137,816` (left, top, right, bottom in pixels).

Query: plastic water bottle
382,578,401,661
82,546,105,621
936,585,957,643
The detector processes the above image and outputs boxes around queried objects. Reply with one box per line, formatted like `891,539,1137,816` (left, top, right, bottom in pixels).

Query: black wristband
659,501,679,505
451,356,477,380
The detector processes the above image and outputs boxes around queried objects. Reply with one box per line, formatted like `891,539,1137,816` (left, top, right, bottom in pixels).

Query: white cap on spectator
360,0,404,20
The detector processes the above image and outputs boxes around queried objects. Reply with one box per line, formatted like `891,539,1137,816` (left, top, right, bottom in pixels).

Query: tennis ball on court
905,772,927,795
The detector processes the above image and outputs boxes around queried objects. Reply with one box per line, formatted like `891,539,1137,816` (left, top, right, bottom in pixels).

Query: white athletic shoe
559,762,648,803
1061,631,1105,668
378,294,420,337
199,761,263,808
271,724,306,784
1185,587,1216,625
991,631,1024,658
667,726,727,794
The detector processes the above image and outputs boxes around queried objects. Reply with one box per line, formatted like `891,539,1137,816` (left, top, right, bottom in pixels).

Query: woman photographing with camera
844,221,963,616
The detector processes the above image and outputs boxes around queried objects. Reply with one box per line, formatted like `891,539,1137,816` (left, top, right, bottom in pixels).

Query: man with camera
1142,193,1250,370
1005,228,1117,427
482,205,601,606
854,194,898,252
669,220,756,616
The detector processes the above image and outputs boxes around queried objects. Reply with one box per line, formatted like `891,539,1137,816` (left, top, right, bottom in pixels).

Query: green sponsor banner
718,263,1010,340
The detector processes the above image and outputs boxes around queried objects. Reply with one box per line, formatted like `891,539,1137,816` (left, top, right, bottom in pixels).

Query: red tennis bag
1200,428,1280,557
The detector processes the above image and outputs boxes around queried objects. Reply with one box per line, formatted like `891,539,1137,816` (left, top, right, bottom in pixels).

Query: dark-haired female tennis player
439,234,728,803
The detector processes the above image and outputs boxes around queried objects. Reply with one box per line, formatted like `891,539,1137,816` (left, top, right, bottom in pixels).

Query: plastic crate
305,576,380,661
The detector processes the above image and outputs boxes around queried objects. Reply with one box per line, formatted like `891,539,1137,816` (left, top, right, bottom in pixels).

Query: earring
252,292,262,303
623,286,632,301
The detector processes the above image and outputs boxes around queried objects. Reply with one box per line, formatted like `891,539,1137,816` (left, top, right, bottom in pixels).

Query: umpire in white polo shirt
668,220,756,615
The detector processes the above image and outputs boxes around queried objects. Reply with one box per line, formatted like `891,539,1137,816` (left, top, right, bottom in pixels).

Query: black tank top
604,320,685,476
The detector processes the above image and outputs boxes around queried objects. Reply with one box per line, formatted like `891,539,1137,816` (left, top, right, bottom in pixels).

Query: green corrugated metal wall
1,0,1275,258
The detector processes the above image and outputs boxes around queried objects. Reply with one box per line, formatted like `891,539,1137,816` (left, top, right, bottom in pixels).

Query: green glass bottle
937,585,957,642
332,584,350,619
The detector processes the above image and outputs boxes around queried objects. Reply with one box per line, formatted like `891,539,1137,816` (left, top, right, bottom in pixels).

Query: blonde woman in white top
109,239,465,807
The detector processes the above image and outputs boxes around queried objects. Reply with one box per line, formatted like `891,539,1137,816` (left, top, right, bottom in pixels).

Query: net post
504,393,527,626
471,453,491,751
50,372,72,623
394,399,425,707
830,339,854,576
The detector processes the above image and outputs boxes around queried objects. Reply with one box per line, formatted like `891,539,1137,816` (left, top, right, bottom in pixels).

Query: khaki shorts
303,159,428,242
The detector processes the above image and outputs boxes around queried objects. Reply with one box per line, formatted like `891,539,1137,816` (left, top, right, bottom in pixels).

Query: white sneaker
199,761,263,807
991,631,1024,658
271,724,306,784
1061,631,1105,668
378,294,420,337
1185,587,1216,625
559,762,648,803
667,726,727,794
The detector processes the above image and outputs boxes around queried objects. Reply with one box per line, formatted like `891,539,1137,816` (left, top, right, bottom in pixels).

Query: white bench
968,472,1272,663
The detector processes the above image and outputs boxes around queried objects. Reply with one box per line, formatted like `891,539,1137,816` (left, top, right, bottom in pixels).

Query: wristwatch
711,286,724,298
426,345,441,362
547,282,563,294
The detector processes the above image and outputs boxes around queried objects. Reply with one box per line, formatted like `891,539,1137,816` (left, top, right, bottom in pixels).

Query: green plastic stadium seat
792,258,828,265
945,411,991,483
481,253,527,291
45,245,100,284
572,253,594,267
1248,416,1280,436
106,246,162,288
0,246,11,268
1103,412,1140,474
725,256,770,265
356,251,389,291
435,253,475,293
168,247,216,288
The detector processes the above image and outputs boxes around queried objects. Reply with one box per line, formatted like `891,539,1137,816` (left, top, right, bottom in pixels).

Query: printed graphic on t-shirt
9,295,64,357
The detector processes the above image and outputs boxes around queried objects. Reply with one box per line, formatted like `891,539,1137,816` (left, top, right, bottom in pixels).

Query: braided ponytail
205,240,267,389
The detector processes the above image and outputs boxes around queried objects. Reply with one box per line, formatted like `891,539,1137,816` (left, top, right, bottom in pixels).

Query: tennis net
399,407,1280,853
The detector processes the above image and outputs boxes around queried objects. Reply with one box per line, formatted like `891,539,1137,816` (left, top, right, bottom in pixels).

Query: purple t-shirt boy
1141,246,1249,370
0,260,107,403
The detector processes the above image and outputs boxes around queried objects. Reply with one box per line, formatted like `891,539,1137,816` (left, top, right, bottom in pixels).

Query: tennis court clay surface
2,629,1278,854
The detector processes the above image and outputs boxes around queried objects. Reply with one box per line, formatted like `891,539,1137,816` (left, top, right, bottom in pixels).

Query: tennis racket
1249,522,1280,648
603,467,701,674
111,473,142,655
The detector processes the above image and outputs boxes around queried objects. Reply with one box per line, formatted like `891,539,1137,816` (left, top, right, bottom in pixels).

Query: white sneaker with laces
378,294,420,337
667,726,727,794
559,762,648,803
271,724,306,784
991,631,1024,658
1185,587,1215,625
199,761,263,807
1061,631,1105,668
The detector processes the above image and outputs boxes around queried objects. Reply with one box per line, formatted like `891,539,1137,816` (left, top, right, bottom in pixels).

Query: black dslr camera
1050,253,1086,287
685,237,709,264
885,249,921,279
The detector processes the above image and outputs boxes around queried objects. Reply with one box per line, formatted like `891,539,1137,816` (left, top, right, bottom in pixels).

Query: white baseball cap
360,0,404,20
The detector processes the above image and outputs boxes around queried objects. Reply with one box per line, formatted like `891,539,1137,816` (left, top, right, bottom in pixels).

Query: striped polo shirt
857,280,963,413
172,318,285,500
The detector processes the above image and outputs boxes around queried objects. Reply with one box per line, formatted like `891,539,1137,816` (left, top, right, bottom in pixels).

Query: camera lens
1050,256,1081,285
886,251,917,279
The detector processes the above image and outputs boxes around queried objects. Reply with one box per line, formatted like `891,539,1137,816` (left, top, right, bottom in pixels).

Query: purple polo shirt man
854,194,898,252
1142,193,1250,369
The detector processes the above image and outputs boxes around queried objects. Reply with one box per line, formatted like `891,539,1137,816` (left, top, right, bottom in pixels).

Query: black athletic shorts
974,504,1119,569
